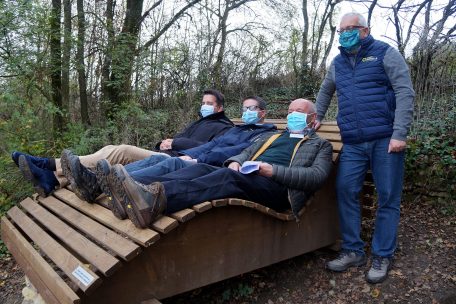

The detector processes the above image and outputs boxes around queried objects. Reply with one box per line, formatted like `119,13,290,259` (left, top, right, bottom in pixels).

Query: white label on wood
72,266,94,286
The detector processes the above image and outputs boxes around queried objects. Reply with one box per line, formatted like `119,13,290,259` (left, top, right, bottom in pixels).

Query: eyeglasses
242,105,261,112
337,26,366,34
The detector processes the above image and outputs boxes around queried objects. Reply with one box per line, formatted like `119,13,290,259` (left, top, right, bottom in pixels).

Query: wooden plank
141,299,162,304
53,188,160,247
7,207,101,293
212,199,228,207
20,198,121,276
151,216,179,234
169,209,195,223
317,132,342,142
192,201,212,213
95,194,110,209
331,141,343,152
228,198,243,206
38,195,141,261
1,217,80,304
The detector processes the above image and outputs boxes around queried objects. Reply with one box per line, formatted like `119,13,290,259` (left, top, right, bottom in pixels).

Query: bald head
287,99,317,129
289,99,316,114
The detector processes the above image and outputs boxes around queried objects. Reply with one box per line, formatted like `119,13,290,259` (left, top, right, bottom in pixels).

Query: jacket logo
362,56,377,62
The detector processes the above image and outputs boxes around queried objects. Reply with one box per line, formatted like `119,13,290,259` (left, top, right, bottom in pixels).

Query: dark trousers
154,164,289,214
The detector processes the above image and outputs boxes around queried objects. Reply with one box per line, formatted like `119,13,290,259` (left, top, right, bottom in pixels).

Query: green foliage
404,95,456,214
221,283,254,302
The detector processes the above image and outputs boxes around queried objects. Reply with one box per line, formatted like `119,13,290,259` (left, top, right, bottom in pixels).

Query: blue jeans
127,157,195,184
336,137,405,258
124,154,170,173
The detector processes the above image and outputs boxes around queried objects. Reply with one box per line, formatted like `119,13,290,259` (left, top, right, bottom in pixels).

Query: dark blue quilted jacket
335,35,395,144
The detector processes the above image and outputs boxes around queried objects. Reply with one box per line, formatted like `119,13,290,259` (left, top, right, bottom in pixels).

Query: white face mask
200,104,215,117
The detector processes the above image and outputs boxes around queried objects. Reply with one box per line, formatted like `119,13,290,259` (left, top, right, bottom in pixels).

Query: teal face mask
242,109,260,124
200,104,215,117
339,29,361,52
287,112,308,132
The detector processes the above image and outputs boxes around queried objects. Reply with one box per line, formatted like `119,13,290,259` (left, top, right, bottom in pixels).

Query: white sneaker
366,256,392,284
326,251,367,272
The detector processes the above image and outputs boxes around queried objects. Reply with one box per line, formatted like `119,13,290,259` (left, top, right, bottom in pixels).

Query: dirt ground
1,199,455,304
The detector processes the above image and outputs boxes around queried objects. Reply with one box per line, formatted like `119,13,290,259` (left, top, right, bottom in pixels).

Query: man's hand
388,139,406,153
314,120,322,130
258,162,273,177
179,155,193,161
159,138,173,150
228,162,240,171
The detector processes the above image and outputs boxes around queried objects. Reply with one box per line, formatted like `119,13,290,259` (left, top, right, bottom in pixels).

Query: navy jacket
154,111,234,156
181,124,277,166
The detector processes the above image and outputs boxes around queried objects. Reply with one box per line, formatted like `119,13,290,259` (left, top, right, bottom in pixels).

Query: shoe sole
111,166,148,229
326,259,367,272
95,161,127,220
18,155,48,197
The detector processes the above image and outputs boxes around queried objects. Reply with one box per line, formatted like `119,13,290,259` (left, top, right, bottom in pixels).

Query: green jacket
225,130,333,218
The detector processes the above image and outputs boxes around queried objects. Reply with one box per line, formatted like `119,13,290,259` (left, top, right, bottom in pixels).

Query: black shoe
95,160,127,220
18,155,59,197
61,149,101,203
110,165,166,229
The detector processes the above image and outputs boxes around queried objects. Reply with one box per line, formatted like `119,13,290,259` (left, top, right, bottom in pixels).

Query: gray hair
341,12,368,27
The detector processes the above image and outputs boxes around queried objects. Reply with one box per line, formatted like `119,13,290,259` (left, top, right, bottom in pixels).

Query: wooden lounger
1,120,342,303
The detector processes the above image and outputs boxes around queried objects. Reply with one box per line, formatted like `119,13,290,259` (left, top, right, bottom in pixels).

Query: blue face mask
287,112,308,132
200,104,215,117
339,29,361,52
242,109,260,124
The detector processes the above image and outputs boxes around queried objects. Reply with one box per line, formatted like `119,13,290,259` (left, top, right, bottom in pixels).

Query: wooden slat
212,199,228,207
1,217,80,304
7,207,101,293
95,194,110,209
317,132,342,142
151,216,179,234
332,153,340,162
331,141,343,152
53,188,159,247
38,196,140,261
169,209,195,223
192,201,212,213
228,198,243,206
20,198,121,276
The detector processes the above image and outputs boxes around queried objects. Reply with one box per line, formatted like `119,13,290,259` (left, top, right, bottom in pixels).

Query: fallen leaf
371,288,380,298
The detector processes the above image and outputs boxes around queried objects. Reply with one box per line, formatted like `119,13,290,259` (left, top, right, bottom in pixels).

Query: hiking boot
12,151,55,170
110,165,166,229
61,150,101,203
18,155,58,197
366,256,392,284
95,159,127,220
326,250,367,272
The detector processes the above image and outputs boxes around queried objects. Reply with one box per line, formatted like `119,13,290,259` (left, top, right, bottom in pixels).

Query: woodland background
0,0,455,256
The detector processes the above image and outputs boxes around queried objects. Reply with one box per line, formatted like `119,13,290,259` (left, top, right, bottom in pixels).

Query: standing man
317,12,414,284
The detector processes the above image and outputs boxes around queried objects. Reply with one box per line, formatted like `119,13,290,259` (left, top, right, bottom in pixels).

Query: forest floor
0,198,455,304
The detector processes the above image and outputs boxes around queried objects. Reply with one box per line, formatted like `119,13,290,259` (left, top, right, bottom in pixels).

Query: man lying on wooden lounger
102,99,334,229
92,96,276,219
12,89,233,198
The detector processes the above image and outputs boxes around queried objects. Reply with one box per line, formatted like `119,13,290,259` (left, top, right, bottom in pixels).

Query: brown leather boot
110,164,166,229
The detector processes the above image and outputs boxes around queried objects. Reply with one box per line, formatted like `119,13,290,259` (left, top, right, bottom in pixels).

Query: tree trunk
76,0,89,125
101,0,114,105
62,0,71,122
107,0,144,111
299,0,309,97
50,0,63,134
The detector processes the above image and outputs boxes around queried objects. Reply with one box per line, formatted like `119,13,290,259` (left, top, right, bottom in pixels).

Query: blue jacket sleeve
180,137,220,158
196,142,252,166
